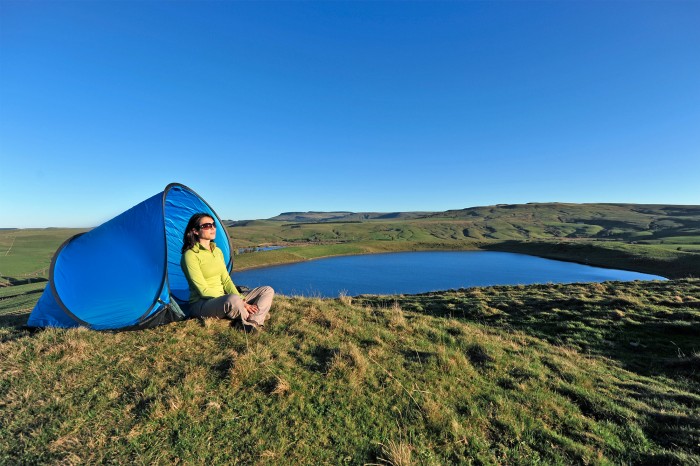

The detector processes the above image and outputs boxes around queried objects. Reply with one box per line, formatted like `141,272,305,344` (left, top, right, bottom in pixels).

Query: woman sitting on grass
181,212,274,330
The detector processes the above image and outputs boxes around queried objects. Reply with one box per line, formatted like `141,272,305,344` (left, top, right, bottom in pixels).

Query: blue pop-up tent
27,183,232,330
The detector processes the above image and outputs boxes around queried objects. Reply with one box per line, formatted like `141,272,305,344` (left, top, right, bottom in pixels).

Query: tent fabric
27,183,232,330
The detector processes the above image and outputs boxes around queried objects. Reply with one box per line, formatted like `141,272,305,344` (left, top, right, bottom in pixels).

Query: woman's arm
217,248,240,296
221,271,239,297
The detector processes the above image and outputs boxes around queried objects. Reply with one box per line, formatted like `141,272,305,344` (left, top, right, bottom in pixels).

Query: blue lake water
233,251,666,297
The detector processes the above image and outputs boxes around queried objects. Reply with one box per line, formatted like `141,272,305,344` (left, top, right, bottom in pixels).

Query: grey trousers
190,286,274,327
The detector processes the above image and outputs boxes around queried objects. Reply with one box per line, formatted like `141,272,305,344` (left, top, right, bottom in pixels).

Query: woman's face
194,216,217,241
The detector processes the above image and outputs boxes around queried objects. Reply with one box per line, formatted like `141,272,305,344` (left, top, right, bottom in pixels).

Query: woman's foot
242,319,261,332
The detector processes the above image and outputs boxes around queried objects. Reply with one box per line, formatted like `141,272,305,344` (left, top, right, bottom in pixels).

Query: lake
233,251,666,297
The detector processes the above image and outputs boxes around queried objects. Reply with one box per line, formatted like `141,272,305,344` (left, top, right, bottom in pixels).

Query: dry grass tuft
272,376,291,396
201,317,218,328
436,344,459,372
206,401,222,411
474,302,504,317
304,305,333,329
379,439,414,466
422,398,449,433
611,292,644,308
589,282,607,294
388,301,406,329
229,353,257,388
611,309,625,320
48,435,82,457
338,290,353,306
329,342,368,387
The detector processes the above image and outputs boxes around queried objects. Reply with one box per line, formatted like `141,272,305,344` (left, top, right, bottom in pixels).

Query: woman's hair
182,212,215,253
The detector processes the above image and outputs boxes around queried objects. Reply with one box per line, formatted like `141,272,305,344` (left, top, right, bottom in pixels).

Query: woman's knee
248,286,274,299
223,294,244,315
225,294,243,304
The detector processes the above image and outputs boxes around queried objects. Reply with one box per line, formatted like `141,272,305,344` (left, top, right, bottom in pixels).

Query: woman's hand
243,301,259,315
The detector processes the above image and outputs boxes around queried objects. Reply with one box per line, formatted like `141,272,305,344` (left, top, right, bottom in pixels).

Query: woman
181,212,274,329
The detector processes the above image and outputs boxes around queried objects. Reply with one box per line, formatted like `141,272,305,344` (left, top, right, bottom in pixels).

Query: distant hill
434,202,700,220
267,211,434,222
261,203,700,240
225,203,700,248
421,202,700,241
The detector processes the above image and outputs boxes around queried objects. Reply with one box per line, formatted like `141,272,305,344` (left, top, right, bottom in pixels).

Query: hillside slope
429,202,700,242
266,211,433,222
1,279,698,465
232,203,700,246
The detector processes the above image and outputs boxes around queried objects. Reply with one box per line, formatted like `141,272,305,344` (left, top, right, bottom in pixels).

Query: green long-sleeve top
181,242,241,303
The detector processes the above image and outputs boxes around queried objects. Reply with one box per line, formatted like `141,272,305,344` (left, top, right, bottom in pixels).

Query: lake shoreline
233,240,681,279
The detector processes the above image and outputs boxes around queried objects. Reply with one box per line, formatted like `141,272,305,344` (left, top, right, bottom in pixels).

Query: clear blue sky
1,1,699,228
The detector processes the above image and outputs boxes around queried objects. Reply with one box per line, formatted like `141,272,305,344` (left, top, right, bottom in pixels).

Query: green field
1,203,699,464
0,229,87,286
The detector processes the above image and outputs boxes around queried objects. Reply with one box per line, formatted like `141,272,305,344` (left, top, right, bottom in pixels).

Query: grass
1,202,700,463
358,279,700,386
1,280,699,464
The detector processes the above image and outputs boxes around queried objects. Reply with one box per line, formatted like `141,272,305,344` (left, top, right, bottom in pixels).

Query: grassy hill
1,279,698,464
231,203,700,248
431,203,700,244
1,203,699,464
264,211,434,223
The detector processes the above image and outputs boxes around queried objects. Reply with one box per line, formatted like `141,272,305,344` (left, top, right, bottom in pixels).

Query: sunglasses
197,222,216,230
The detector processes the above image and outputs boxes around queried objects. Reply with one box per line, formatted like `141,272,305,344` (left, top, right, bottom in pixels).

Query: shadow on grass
0,312,29,329
304,345,338,373
1,277,48,286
